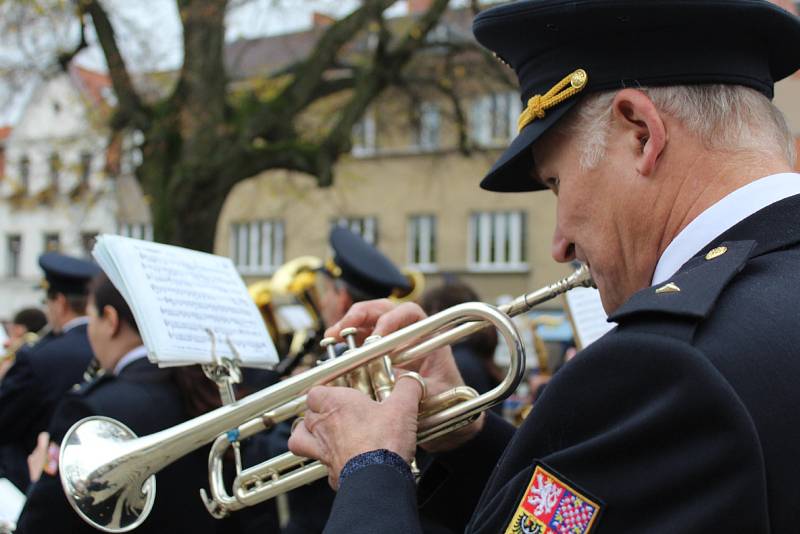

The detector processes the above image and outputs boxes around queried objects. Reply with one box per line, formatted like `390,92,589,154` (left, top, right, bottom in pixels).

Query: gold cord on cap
324,257,342,278
517,68,588,133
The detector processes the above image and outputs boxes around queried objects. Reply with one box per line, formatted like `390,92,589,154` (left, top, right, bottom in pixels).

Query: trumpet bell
59,417,155,533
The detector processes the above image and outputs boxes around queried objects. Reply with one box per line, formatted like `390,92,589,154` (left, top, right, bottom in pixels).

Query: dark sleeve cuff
339,449,414,486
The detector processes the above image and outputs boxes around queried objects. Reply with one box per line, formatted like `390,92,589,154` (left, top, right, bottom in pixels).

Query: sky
0,0,471,125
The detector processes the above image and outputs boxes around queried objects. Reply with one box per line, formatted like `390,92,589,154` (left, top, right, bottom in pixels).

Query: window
352,112,377,157
81,232,98,258
43,232,60,253
331,216,377,246
230,220,285,275
407,215,437,270
468,211,527,271
118,223,153,241
415,102,441,151
80,152,92,187
19,156,30,192
6,235,21,278
49,152,60,190
471,91,521,146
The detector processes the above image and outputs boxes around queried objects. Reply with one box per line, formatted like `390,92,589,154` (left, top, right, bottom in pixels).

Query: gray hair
558,84,796,170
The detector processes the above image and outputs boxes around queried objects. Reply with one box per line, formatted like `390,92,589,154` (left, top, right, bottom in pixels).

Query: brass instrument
59,266,593,532
391,268,426,304
1,325,50,366
249,257,324,375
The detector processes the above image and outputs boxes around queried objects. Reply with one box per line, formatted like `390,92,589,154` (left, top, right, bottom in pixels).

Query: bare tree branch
243,0,398,141
81,0,149,130
57,4,88,71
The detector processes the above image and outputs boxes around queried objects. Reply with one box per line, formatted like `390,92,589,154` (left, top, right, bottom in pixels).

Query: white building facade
0,66,150,319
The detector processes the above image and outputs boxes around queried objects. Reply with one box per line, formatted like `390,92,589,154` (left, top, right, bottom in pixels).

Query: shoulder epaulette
609,240,756,324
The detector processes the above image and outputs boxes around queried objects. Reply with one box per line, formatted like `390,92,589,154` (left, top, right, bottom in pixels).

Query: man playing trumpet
289,1,800,532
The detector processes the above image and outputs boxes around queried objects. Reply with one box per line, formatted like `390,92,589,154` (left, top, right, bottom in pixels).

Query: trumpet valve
320,337,338,361
340,327,359,351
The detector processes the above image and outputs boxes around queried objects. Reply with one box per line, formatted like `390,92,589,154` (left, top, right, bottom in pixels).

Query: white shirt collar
62,316,89,333
113,345,149,376
652,172,800,286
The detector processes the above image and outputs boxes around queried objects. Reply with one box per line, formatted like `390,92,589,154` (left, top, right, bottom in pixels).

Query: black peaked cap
39,252,101,296
472,0,800,192
329,226,410,299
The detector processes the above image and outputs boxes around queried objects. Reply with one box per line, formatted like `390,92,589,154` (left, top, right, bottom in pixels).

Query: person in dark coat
0,253,99,492
15,272,220,534
286,2,800,533
256,226,413,534
420,281,501,411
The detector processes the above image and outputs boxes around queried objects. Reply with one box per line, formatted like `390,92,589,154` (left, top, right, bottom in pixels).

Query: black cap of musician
472,0,800,193
38,252,102,296
325,226,411,300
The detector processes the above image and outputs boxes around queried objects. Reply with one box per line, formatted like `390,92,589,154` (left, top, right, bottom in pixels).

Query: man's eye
545,177,560,193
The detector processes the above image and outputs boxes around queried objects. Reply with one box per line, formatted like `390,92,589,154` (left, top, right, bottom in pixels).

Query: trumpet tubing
59,266,593,532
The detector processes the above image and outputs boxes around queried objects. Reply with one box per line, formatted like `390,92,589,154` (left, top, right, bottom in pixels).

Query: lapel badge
504,464,602,534
655,282,681,294
705,246,728,260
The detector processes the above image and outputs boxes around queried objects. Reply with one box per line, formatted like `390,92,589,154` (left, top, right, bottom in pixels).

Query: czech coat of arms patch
504,464,602,534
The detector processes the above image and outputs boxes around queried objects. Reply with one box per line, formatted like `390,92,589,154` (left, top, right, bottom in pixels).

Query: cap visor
480,99,577,192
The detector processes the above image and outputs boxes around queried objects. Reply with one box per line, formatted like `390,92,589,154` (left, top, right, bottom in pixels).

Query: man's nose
551,226,576,264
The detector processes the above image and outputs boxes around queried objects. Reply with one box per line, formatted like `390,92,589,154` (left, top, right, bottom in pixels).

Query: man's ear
102,305,121,337
611,89,667,177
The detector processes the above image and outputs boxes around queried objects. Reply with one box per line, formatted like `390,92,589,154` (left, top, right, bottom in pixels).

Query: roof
224,6,474,80
68,64,112,107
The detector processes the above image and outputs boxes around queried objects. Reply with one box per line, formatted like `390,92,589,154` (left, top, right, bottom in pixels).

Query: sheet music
0,478,25,527
564,287,616,349
93,235,278,368
276,305,315,332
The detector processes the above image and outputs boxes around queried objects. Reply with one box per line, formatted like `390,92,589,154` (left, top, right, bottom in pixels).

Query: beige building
216,4,800,311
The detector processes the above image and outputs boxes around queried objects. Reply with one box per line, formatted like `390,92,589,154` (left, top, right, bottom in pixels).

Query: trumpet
1,325,49,365
59,266,593,532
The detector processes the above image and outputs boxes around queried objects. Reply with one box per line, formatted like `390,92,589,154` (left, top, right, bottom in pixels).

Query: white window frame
332,217,378,246
118,223,154,241
467,211,528,272
6,234,21,278
230,220,284,275
470,91,521,147
416,102,441,152
407,215,437,272
352,111,377,157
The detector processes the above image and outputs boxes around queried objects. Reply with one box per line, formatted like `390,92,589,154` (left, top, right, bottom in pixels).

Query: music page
563,287,616,349
93,235,278,368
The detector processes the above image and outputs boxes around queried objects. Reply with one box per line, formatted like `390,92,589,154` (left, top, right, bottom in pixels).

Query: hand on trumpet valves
289,300,485,483
328,300,486,452
289,377,423,489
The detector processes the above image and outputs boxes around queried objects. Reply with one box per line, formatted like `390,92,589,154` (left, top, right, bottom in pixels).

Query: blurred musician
262,226,412,534
15,272,218,534
0,253,99,492
420,281,501,407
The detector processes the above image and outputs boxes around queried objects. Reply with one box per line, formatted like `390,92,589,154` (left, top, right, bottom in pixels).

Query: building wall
215,149,573,307
0,72,149,319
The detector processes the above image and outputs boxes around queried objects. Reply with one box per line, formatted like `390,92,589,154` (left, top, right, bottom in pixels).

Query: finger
306,385,331,413
372,302,428,337
36,431,50,450
287,420,326,461
325,299,396,340
387,373,425,412
306,385,361,413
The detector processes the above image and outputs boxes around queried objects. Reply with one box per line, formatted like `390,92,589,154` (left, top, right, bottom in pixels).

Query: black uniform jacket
324,194,800,534
0,325,94,451
16,357,217,534
0,324,93,490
